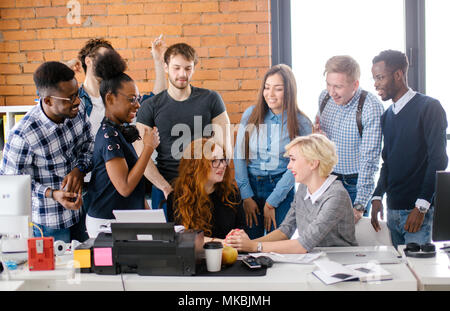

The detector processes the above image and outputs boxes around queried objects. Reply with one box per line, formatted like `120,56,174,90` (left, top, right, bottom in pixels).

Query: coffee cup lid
203,241,223,249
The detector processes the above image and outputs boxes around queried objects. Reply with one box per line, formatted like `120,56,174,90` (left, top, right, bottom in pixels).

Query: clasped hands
224,229,254,252
50,167,85,210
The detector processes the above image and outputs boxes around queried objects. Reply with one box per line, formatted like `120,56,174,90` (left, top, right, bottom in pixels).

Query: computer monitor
0,174,32,253
432,171,450,242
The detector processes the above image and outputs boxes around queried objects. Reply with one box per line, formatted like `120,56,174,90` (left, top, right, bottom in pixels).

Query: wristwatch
256,242,263,253
417,206,428,214
354,203,365,212
47,188,54,199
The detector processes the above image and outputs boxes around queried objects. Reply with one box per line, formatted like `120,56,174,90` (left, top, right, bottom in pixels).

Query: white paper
113,209,166,223
251,251,324,264
313,259,393,285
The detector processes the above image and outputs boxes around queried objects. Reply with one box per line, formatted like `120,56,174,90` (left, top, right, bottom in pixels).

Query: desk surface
0,280,24,291
398,242,450,290
1,245,417,291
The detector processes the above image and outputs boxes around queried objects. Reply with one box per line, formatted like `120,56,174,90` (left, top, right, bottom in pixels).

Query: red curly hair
172,138,238,237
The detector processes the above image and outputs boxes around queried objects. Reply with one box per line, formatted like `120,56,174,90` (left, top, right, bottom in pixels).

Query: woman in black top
167,138,245,241
85,49,159,238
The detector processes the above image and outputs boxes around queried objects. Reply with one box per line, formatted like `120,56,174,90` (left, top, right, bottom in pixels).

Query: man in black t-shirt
135,43,232,214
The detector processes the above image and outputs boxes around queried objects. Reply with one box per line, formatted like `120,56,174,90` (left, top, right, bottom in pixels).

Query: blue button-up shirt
318,87,384,207
79,84,93,117
234,106,312,207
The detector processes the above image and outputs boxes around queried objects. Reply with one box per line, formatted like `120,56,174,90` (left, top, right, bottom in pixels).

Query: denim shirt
234,105,312,207
79,84,93,117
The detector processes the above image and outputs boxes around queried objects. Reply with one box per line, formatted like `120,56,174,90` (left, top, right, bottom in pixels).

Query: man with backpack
314,55,384,223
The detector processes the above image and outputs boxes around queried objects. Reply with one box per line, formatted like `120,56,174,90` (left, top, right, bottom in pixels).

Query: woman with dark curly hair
84,50,160,238
166,138,245,241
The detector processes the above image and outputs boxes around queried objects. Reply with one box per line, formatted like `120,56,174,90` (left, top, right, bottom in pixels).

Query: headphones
104,118,141,144
404,242,436,258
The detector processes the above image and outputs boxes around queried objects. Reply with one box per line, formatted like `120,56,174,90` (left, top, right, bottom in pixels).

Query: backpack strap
320,90,368,138
356,90,367,137
319,93,331,114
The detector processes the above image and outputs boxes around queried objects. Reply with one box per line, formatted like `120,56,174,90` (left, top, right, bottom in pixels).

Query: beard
168,75,190,90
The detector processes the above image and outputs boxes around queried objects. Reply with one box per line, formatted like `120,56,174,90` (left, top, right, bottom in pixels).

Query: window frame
271,0,425,93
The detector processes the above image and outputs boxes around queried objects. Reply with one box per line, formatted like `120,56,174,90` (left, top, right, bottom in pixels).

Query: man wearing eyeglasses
0,61,94,243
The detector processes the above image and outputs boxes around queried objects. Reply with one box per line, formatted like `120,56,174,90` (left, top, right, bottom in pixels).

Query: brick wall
0,0,272,124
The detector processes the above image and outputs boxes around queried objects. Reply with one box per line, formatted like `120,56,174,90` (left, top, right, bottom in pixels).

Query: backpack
319,90,367,137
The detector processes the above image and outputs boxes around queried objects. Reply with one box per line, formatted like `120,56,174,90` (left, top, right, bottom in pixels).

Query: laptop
325,249,402,265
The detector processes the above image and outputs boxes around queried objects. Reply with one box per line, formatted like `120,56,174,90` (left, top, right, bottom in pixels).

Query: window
426,0,450,127
426,0,450,168
290,0,405,120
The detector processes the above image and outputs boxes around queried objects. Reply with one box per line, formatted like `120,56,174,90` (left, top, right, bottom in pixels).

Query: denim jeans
32,221,86,243
151,185,167,219
245,172,295,239
339,176,371,216
386,207,434,249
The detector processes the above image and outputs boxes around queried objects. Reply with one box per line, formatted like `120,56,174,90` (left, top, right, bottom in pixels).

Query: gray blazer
279,180,357,252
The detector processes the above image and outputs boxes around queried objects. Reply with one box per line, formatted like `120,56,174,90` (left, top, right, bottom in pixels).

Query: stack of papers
251,251,323,264
313,260,393,285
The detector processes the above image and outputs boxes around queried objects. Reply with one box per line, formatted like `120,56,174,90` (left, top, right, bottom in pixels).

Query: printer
80,223,204,276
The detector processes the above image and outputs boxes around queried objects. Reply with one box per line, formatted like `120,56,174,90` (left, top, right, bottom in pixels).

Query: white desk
0,280,24,291
398,242,450,291
2,246,416,291
1,255,124,291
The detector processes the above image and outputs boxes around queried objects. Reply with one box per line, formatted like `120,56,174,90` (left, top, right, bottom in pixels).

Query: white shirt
304,175,338,204
89,95,105,137
392,88,417,114
85,96,104,183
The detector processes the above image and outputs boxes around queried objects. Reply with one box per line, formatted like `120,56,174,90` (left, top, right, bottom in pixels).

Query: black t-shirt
85,118,146,219
136,86,226,182
166,190,246,239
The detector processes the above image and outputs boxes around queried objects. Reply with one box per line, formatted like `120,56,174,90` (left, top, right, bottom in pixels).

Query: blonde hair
324,55,360,83
284,134,338,177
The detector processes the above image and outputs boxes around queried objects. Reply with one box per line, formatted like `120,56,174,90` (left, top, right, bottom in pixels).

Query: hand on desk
225,229,254,252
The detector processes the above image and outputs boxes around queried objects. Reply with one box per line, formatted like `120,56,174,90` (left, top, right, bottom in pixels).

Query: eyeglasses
49,90,80,104
117,92,142,105
211,159,229,168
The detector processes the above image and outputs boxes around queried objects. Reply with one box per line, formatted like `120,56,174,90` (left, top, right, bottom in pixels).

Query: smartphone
242,256,261,269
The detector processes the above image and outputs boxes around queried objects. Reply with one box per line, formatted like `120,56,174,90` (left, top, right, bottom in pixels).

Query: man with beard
135,43,231,214
370,50,448,248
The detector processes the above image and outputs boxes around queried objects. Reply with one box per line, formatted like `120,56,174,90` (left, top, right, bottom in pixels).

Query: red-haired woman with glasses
166,138,245,242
